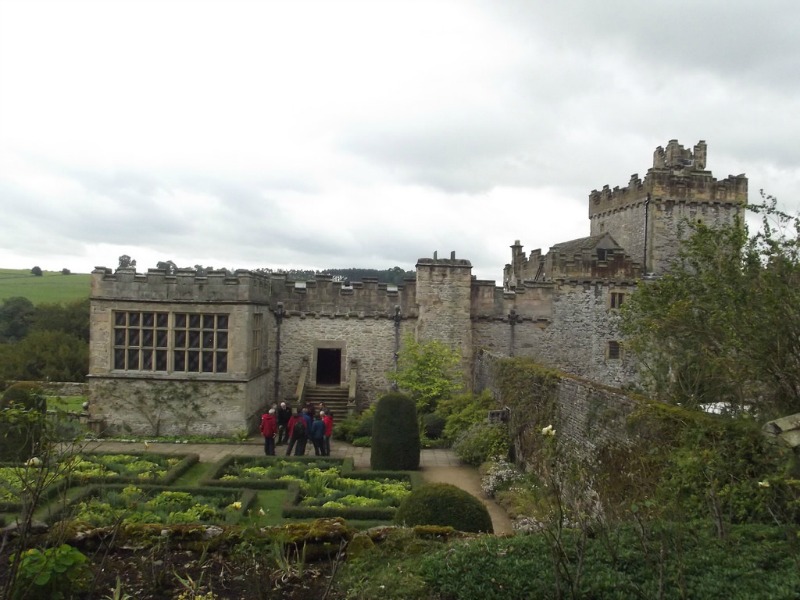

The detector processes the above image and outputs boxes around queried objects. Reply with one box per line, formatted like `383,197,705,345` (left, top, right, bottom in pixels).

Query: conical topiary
370,392,420,470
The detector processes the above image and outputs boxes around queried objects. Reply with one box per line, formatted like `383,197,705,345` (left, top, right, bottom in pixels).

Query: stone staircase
303,385,352,420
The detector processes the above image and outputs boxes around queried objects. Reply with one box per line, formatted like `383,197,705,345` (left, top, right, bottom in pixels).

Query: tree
0,330,88,382
0,296,35,342
622,193,800,417
30,266,42,276
388,336,462,415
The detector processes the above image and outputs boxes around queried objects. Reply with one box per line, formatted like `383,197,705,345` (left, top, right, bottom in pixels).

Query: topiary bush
0,382,47,462
395,483,493,533
370,392,420,470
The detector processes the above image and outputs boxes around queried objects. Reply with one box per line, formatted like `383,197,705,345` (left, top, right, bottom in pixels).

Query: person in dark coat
276,401,292,445
260,408,277,456
310,412,325,456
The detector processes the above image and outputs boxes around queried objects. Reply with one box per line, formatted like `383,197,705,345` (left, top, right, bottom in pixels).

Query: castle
87,140,747,436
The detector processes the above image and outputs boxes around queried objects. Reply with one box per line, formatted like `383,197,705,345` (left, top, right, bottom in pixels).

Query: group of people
259,401,334,457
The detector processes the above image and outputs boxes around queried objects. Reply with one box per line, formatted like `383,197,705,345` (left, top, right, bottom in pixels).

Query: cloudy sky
1,0,799,281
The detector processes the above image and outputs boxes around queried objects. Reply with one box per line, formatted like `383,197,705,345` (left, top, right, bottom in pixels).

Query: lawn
0,268,91,304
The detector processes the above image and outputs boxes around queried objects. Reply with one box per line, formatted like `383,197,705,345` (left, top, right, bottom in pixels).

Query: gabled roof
549,232,623,255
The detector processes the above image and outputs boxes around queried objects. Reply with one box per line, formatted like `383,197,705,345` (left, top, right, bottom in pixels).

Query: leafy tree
622,193,800,417
32,298,90,341
0,296,35,342
61,268,71,275
30,266,42,276
0,330,88,382
389,336,462,415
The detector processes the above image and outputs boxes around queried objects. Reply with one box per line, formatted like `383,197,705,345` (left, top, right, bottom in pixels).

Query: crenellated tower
588,140,747,274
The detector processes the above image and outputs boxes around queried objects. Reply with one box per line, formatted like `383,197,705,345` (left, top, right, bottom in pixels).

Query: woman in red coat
260,408,278,456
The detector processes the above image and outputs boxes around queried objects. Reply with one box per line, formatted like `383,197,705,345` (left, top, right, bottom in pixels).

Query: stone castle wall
472,280,636,388
276,314,411,408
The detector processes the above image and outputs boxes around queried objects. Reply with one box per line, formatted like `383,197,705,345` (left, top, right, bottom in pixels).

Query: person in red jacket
260,408,278,456
321,410,334,456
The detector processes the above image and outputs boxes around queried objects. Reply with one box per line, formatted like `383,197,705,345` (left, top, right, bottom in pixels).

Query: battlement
90,266,272,303
269,272,419,316
588,140,747,218
416,250,472,269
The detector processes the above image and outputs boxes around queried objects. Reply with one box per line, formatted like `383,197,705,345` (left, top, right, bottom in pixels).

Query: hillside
0,268,91,305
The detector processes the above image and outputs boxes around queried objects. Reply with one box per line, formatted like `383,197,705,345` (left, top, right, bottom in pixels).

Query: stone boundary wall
475,353,639,469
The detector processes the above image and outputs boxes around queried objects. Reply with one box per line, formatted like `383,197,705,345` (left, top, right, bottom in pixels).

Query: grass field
0,268,91,304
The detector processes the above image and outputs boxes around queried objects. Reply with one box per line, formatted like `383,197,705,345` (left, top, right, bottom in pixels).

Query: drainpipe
273,302,285,403
643,193,651,276
392,305,401,390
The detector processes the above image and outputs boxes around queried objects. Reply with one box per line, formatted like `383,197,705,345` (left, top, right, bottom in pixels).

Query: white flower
258,508,266,516
25,457,42,467
541,425,556,437
758,481,770,488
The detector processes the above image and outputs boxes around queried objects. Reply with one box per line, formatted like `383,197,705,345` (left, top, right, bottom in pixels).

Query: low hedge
281,481,397,521
66,452,199,485
202,455,348,488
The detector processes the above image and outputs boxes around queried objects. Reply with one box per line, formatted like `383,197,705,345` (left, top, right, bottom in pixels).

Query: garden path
80,436,514,535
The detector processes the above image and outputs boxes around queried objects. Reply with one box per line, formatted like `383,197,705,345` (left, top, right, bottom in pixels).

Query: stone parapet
91,267,272,303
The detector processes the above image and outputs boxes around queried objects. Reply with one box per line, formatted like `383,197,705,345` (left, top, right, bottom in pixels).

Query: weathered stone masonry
88,140,746,436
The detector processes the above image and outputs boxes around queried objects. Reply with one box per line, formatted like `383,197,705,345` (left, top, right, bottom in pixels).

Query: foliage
395,482,493,533
628,402,799,528
71,485,245,526
421,413,445,439
0,383,47,461
452,421,511,466
0,330,89,382
414,523,800,600
480,456,524,498
10,544,90,600
436,390,496,441
333,404,375,443
30,266,43,277
622,194,800,416
388,336,462,415
31,298,90,341
117,255,136,269
0,296,35,342
370,392,420,470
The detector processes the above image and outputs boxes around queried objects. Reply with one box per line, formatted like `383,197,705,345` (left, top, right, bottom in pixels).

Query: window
251,313,263,370
113,311,169,371
610,292,625,309
608,341,622,360
173,313,228,373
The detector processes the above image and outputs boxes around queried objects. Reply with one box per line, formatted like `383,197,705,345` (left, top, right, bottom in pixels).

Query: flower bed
205,456,417,521
61,484,254,527
65,452,198,484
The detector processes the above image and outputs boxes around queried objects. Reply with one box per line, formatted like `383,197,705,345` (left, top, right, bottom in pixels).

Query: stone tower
414,252,473,379
588,140,747,274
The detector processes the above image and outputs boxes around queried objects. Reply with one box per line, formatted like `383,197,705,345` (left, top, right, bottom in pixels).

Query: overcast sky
1,0,799,281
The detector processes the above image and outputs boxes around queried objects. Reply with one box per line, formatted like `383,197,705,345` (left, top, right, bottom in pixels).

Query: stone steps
303,385,351,420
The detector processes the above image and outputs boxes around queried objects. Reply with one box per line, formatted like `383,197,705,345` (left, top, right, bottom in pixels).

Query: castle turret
415,251,473,381
589,140,746,274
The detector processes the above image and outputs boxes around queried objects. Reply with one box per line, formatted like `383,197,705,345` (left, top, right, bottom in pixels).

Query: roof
549,233,622,255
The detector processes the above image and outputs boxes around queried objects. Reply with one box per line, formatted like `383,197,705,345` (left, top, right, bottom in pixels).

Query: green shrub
422,413,446,439
437,390,495,441
351,436,372,447
453,421,510,466
370,392,420,470
334,405,375,442
395,483,493,533
10,543,91,600
0,383,47,462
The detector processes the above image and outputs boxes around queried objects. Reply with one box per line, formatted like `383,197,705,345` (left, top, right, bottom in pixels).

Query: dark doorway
316,348,342,385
